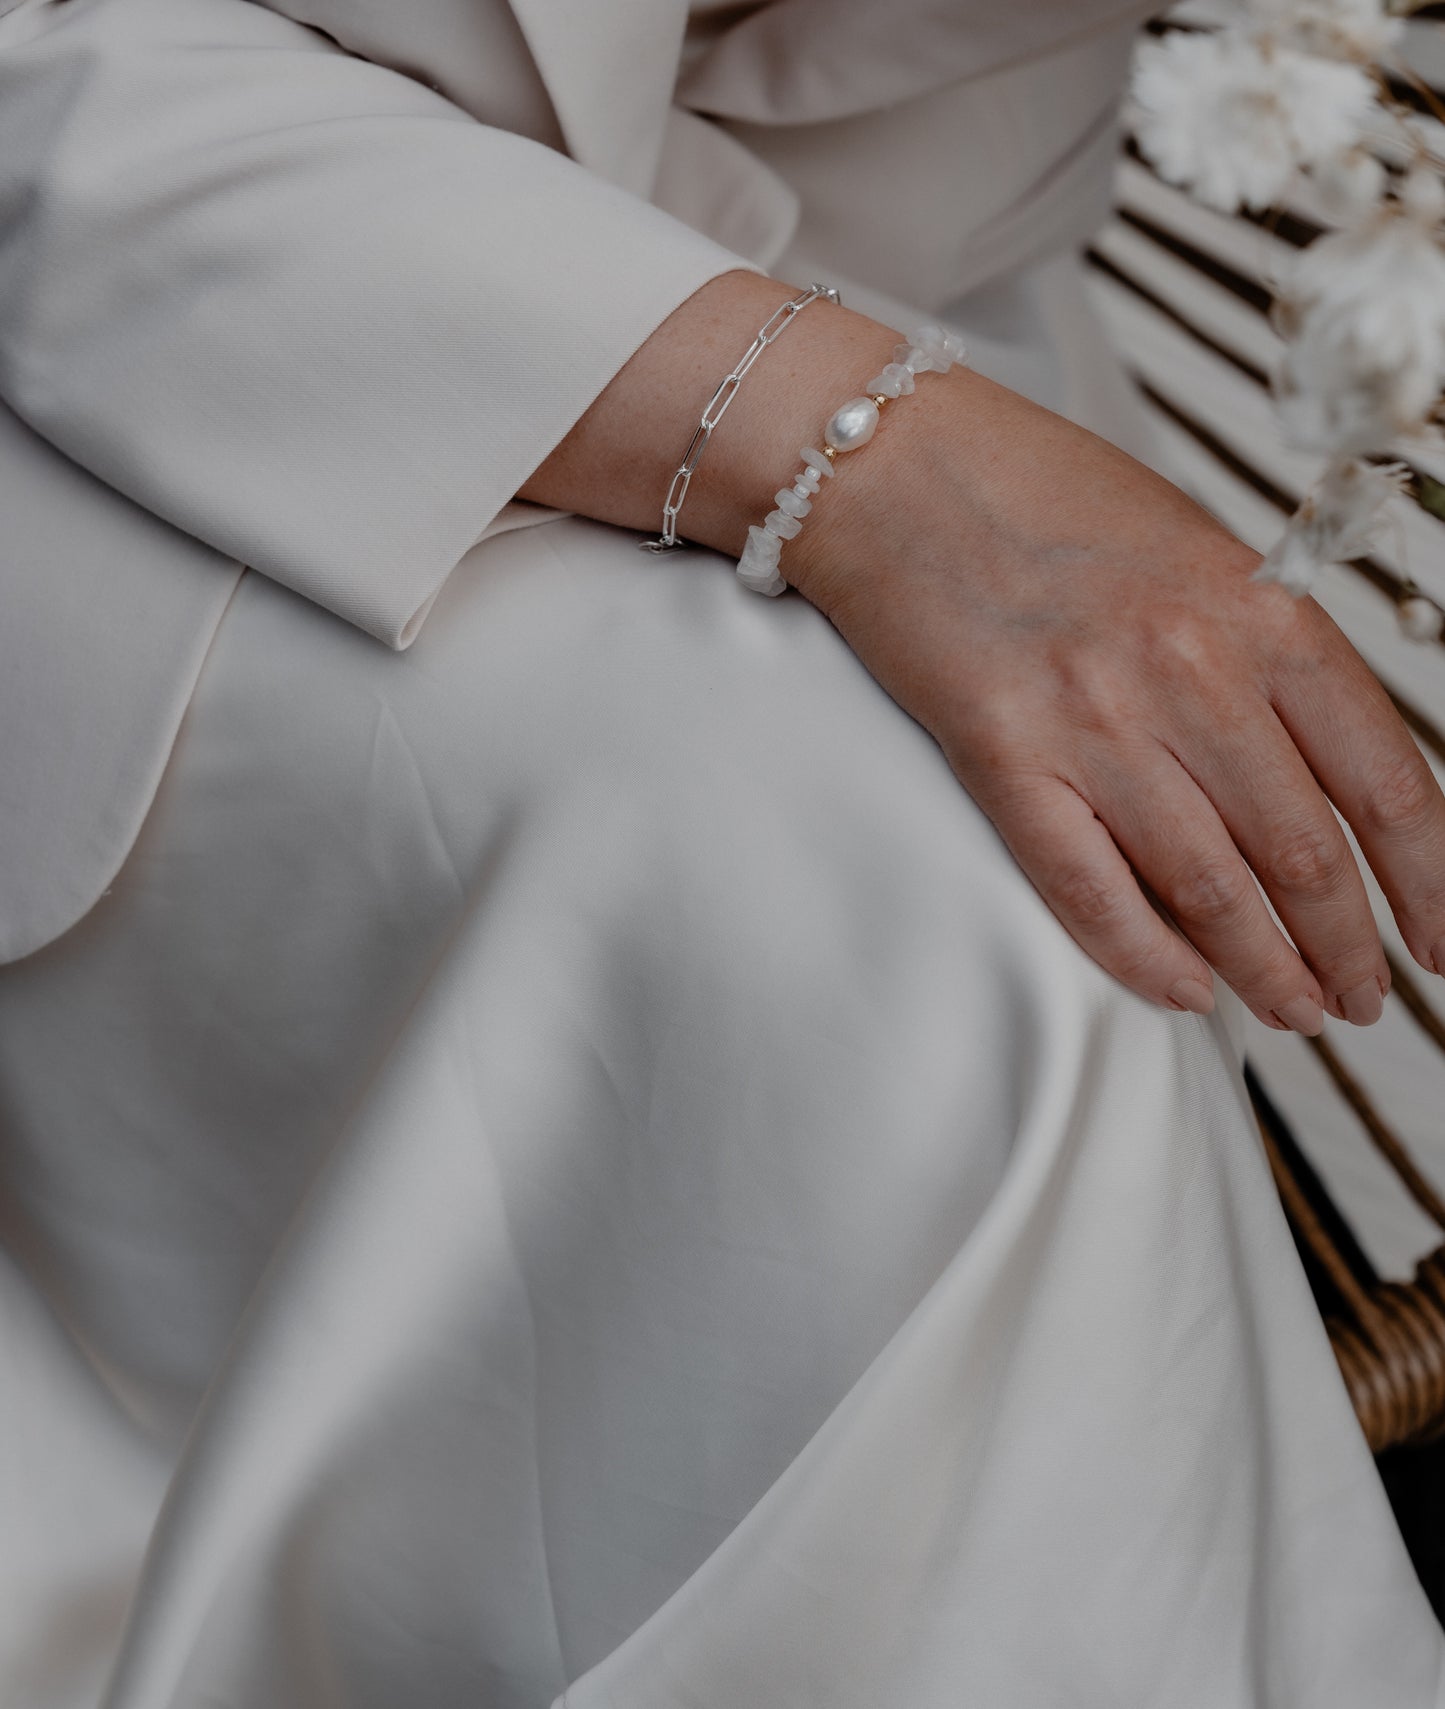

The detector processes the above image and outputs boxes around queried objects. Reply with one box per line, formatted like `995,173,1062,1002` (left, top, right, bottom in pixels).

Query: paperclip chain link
639,281,842,554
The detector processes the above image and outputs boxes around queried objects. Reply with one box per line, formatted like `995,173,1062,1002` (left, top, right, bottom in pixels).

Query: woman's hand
786,365,1445,1032
520,268,1445,1031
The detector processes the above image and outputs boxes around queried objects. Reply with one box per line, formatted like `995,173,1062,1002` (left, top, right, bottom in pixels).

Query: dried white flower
1254,456,1410,594
1244,0,1403,62
1314,455,1412,554
1254,528,1327,594
1132,29,1381,211
1399,164,1445,228
1275,209,1445,452
1133,8,1444,600
1313,149,1388,220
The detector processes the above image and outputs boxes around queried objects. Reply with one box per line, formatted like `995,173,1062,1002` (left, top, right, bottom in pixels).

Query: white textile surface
1,503,1442,1706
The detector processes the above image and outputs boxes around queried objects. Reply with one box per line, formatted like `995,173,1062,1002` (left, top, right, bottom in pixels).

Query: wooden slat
1088,267,1445,605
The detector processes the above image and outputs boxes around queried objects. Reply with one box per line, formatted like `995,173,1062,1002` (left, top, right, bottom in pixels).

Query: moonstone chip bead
795,467,821,494
908,322,968,364
865,361,916,398
738,534,787,594
738,559,786,595
738,535,785,594
742,566,787,596
895,341,950,375
745,523,781,562
800,446,835,479
775,487,811,518
764,508,802,538
824,396,880,452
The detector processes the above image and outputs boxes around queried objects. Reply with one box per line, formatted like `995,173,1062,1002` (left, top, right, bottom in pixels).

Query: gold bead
822,445,837,459
873,395,888,407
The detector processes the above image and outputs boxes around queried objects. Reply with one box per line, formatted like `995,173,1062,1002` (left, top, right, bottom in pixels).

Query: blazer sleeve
0,0,764,648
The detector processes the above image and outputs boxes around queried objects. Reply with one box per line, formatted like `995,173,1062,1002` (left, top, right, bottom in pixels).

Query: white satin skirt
3,505,1443,1707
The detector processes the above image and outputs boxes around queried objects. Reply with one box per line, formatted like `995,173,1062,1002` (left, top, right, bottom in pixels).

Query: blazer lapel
507,0,688,194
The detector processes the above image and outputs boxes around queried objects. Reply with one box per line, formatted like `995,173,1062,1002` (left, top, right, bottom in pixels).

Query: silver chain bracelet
638,281,842,555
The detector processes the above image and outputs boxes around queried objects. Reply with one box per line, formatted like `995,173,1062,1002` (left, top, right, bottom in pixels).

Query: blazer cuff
0,0,766,649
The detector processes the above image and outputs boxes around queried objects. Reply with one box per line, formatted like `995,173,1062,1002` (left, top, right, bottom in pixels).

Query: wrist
518,268,899,562
670,286,901,569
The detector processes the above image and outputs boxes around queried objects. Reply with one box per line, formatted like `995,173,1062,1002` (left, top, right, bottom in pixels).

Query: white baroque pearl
800,446,835,479
775,487,811,518
764,508,802,538
824,396,879,452
1399,595,1443,641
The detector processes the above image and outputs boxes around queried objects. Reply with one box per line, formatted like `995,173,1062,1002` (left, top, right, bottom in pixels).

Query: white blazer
0,0,1150,963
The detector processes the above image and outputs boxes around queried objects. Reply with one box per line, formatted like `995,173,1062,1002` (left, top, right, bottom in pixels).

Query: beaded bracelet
735,322,969,596
639,281,843,555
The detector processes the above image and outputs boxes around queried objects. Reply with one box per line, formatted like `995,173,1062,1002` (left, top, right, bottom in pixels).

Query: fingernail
1166,978,1214,1015
1272,995,1325,1035
1338,978,1384,1027
1432,936,1445,977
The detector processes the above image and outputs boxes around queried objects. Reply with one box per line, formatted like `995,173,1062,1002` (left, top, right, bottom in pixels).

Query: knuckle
1260,821,1349,896
1055,651,1134,733
1168,857,1251,928
1261,587,1318,650
1051,861,1129,930
1362,752,1439,839
1147,608,1219,676
1402,877,1445,943
951,697,1033,777
965,719,1026,778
